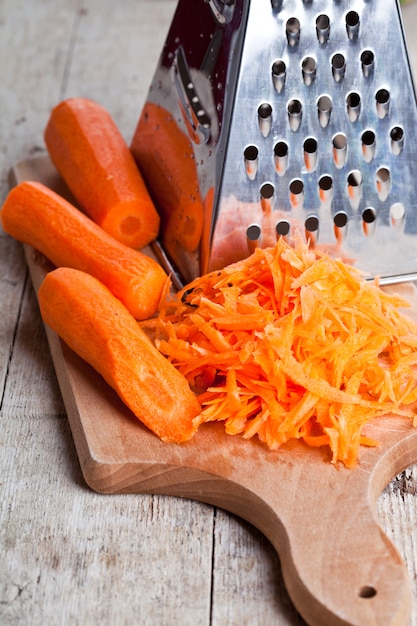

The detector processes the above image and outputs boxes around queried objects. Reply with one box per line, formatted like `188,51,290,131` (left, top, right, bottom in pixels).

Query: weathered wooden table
2,2,417,624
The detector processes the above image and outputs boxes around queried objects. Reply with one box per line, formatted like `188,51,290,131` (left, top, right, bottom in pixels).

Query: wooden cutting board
9,156,417,626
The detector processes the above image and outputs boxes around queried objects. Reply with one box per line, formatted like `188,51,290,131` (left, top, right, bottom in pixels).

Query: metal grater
131,0,417,287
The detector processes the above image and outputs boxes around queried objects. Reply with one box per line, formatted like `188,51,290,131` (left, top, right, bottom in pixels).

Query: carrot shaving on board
143,238,417,467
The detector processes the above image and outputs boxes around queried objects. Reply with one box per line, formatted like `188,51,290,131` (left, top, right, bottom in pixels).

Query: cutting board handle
167,429,415,626
266,480,411,626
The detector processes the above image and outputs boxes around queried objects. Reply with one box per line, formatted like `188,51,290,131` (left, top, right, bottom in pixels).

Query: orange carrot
131,102,204,260
1,180,168,321
146,237,417,466
44,97,160,249
38,267,201,443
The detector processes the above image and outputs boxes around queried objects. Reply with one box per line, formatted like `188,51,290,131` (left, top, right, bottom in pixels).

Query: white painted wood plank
0,0,77,390
3,277,65,417
379,469,417,624
211,509,307,625
1,243,215,625
377,5,417,625
0,2,214,625
61,0,177,142
0,0,79,187
1,418,214,625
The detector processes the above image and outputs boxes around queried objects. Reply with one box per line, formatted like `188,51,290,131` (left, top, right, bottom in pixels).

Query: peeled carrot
44,97,160,249
131,102,204,259
38,267,201,443
148,237,417,466
0,180,168,321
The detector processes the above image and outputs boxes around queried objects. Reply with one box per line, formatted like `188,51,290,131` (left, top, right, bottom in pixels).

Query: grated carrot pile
144,238,417,466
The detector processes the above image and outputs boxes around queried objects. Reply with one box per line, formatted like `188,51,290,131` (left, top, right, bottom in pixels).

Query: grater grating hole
333,133,348,168
334,211,348,228
316,14,330,44
317,94,332,128
347,170,363,209
375,88,390,119
345,10,360,39
361,49,375,77
304,137,318,171
331,53,346,82
276,219,291,238
246,223,262,253
259,183,275,215
390,126,404,155
390,202,406,228
362,207,377,236
286,17,301,47
305,215,319,232
346,91,361,122
272,59,286,92
287,98,303,131
261,182,274,198
258,102,272,137
274,140,289,176
302,56,317,86
318,174,333,204
361,130,376,162
244,145,259,180
363,207,377,222
246,224,261,240
289,178,304,209
376,167,391,201
258,102,272,118
334,211,348,243
260,182,275,213
305,215,319,247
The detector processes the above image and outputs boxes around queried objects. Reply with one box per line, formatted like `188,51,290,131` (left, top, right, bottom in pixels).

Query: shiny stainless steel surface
132,0,417,285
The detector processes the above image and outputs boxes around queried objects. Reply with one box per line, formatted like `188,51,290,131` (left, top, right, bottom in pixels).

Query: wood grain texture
0,2,306,625
2,2,417,625
9,153,417,626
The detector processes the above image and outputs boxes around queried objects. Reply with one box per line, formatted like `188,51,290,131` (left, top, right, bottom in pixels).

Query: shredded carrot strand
149,238,417,467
